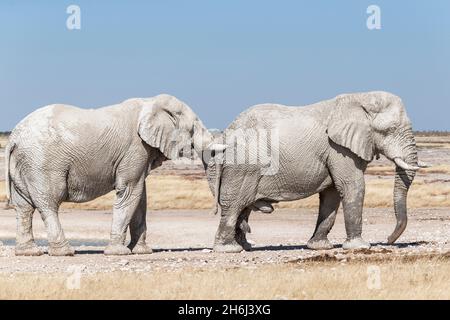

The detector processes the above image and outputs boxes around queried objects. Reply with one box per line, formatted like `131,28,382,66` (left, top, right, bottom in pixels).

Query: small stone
117,259,129,266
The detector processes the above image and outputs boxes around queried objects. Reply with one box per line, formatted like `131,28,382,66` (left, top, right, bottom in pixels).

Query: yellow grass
1,257,449,299
62,175,215,211
0,174,449,210
366,164,450,176
273,178,450,209
415,135,450,149
0,136,9,149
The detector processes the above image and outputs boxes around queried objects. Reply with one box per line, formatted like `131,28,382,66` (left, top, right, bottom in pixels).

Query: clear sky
0,0,449,131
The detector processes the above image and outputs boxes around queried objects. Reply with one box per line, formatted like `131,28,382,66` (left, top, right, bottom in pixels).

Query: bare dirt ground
0,207,450,299
1,207,449,273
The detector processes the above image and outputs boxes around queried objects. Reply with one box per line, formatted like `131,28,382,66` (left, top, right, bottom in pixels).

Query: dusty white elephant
206,91,429,252
6,94,225,256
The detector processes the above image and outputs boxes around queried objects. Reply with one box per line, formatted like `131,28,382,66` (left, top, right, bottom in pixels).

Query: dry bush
1,257,449,300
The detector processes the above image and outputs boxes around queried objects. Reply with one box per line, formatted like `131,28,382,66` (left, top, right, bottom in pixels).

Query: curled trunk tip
387,218,407,244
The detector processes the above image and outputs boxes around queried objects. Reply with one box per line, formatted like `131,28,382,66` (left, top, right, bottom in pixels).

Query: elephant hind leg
26,176,74,256
236,208,252,251
214,206,246,253
13,186,43,256
307,186,340,250
38,207,74,256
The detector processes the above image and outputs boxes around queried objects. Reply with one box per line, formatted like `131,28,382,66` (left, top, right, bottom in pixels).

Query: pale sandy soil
1,207,449,299
0,207,449,274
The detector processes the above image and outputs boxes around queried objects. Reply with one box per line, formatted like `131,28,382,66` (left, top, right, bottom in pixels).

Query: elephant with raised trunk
207,91,429,253
6,94,225,256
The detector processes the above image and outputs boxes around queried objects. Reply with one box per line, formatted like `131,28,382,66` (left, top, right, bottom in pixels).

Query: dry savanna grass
366,164,450,176
0,173,449,210
278,178,450,209
416,135,450,149
1,256,449,300
0,136,9,149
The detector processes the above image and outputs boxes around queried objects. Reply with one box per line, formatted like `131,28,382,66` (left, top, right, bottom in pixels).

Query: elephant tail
4,141,15,207
210,154,224,215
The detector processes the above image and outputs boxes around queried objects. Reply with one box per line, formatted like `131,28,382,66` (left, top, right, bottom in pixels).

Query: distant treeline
414,130,450,137
0,132,11,137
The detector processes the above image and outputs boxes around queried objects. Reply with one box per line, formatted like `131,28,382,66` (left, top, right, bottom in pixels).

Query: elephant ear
138,95,187,159
327,95,375,162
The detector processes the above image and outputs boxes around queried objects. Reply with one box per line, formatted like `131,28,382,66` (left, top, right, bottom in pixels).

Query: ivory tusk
208,143,228,152
417,160,431,168
394,158,420,171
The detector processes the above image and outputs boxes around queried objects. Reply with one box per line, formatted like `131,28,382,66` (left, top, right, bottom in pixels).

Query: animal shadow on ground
0,238,430,255
250,241,428,252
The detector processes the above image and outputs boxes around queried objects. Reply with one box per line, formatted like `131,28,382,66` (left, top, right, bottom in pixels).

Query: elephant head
328,91,429,244
138,94,226,160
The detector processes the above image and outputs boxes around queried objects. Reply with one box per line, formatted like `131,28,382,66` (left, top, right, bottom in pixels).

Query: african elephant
206,91,429,253
6,94,225,256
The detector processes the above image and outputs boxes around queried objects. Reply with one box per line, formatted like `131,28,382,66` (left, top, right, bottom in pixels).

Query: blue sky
0,0,449,130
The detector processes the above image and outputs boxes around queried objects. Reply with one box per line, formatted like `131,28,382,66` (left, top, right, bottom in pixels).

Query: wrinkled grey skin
207,91,428,253
6,94,223,256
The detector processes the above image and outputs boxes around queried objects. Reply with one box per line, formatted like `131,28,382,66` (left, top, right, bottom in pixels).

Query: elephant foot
342,237,371,250
241,241,252,251
104,244,131,256
237,238,252,251
213,242,244,253
131,244,153,255
307,238,334,250
48,242,75,256
236,233,252,251
15,242,44,256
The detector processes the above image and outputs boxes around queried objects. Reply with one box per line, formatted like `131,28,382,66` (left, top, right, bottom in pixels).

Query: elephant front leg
104,182,144,256
340,182,371,250
128,186,152,255
213,207,244,253
307,186,340,250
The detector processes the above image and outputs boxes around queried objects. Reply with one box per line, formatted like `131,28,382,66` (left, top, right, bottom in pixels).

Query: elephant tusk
394,158,420,171
208,143,228,152
417,160,431,168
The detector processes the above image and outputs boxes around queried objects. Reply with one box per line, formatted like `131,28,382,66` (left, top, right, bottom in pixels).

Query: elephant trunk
203,132,226,215
388,131,418,244
192,121,226,157
193,122,214,156
192,122,227,215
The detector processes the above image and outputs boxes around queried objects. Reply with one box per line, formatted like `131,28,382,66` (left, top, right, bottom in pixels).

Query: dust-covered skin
0,208,449,274
207,92,430,252
5,94,225,256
